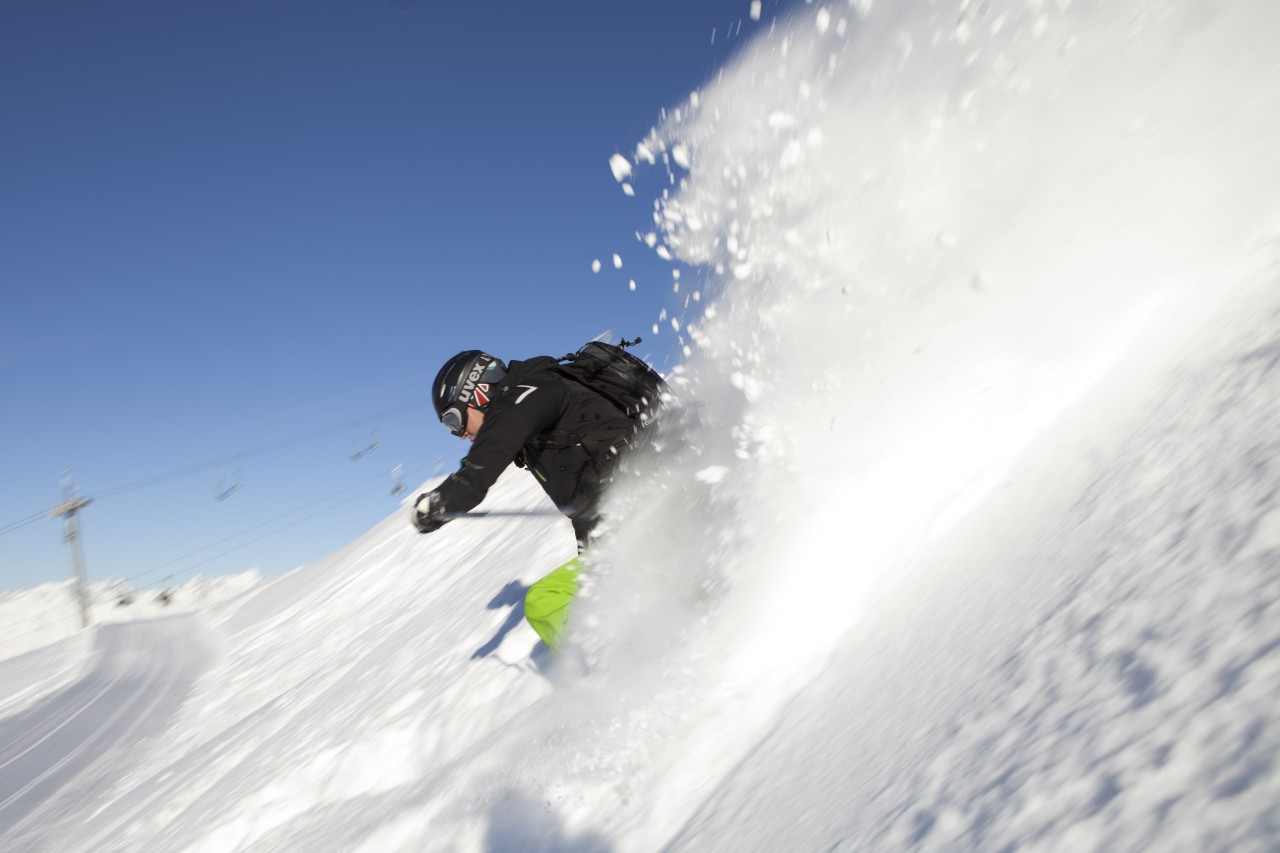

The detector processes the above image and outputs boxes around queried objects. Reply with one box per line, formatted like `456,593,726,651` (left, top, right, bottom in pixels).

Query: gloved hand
410,492,449,534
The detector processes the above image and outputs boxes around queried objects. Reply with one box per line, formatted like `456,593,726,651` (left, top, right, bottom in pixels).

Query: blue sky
1,0,782,591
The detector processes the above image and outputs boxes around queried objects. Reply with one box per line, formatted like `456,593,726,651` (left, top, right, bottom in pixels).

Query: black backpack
513,338,668,475
554,338,668,427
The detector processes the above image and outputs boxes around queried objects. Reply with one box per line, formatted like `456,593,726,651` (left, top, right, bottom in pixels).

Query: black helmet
433,350,507,436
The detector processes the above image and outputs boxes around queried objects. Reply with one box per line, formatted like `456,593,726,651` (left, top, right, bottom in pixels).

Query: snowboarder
411,348,651,651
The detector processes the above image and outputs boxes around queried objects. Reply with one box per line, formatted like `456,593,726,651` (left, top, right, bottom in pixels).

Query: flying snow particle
622,183,635,196
750,1,762,21
636,143,657,165
656,246,673,261
695,466,728,484
652,323,660,335
629,280,637,291
612,253,623,269
767,111,797,130
729,371,763,401
781,139,806,168
671,144,691,170
816,8,831,33
609,153,632,182
592,259,602,273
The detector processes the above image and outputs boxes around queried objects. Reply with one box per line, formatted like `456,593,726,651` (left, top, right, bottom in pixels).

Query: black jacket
430,357,637,543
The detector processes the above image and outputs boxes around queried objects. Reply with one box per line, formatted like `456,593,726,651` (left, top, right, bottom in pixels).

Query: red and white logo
473,384,491,407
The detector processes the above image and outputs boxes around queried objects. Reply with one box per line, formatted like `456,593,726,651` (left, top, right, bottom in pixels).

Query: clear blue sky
1,0,785,591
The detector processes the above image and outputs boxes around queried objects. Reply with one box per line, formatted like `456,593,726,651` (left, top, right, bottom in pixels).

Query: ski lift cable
0,511,49,537
120,451,442,587
2,462,429,633
2,444,461,632
0,398,440,536
93,398,436,501
126,469,394,583
3,450,474,657
143,474,403,586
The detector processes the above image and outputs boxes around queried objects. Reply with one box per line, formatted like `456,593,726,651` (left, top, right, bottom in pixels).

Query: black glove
410,492,449,534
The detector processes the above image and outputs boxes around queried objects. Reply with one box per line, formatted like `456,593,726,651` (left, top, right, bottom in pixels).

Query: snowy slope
0,616,214,851
666,263,1280,852
2,0,1280,851
0,469,578,850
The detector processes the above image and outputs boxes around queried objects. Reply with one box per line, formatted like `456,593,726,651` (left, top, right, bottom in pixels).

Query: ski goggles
440,402,469,437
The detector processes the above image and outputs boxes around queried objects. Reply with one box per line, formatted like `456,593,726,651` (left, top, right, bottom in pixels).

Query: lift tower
49,479,92,629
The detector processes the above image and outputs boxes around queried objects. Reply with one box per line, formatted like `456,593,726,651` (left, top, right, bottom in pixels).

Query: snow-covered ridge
0,571,263,664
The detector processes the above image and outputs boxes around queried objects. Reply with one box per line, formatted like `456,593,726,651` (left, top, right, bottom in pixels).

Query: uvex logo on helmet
455,358,492,407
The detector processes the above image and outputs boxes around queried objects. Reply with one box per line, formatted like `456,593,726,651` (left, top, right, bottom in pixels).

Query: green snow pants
524,557,581,652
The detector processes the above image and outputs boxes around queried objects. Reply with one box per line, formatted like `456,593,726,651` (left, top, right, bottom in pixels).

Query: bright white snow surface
4,1,1280,850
